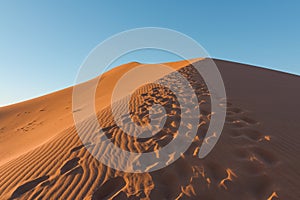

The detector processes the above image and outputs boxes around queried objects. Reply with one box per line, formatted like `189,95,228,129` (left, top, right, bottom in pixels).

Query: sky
0,1,299,106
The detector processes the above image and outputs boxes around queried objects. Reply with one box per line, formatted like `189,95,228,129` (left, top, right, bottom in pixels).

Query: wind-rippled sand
0,59,299,199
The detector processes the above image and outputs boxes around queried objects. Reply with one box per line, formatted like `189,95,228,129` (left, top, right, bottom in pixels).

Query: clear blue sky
1,1,299,106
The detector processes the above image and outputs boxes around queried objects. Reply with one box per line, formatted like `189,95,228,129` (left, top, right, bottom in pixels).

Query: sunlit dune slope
0,58,201,166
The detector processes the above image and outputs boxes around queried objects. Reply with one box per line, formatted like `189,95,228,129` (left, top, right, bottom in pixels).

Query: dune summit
0,59,299,199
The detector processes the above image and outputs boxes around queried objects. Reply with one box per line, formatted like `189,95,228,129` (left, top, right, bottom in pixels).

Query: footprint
239,159,265,175
250,147,279,166
0,127,5,132
60,157,80,175
9,175,49,199
72,109,82,113
227,107,243,114
230,128,264,142
228,129,242,138
70,142,92,153
203,161,227,181
240,116,258,125
232,148,250,160
247,174,272,199
92,177,126,200
242,129,264,141
232,120,248,128
225,103,279,198
112,191,127,200
66,166,84,176
102,125,118,132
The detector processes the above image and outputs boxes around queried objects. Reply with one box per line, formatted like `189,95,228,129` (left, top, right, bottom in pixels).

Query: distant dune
0,59,299,199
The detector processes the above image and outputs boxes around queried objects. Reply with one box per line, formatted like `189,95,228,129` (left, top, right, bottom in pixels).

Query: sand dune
0,59,299,199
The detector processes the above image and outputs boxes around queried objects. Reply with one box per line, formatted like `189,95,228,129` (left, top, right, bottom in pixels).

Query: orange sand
0,59,299,199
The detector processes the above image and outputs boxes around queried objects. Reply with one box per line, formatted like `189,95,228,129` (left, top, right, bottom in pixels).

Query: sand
0,58,299,199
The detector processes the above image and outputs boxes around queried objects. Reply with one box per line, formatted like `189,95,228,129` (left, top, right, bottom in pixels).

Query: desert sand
0,59,299,199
